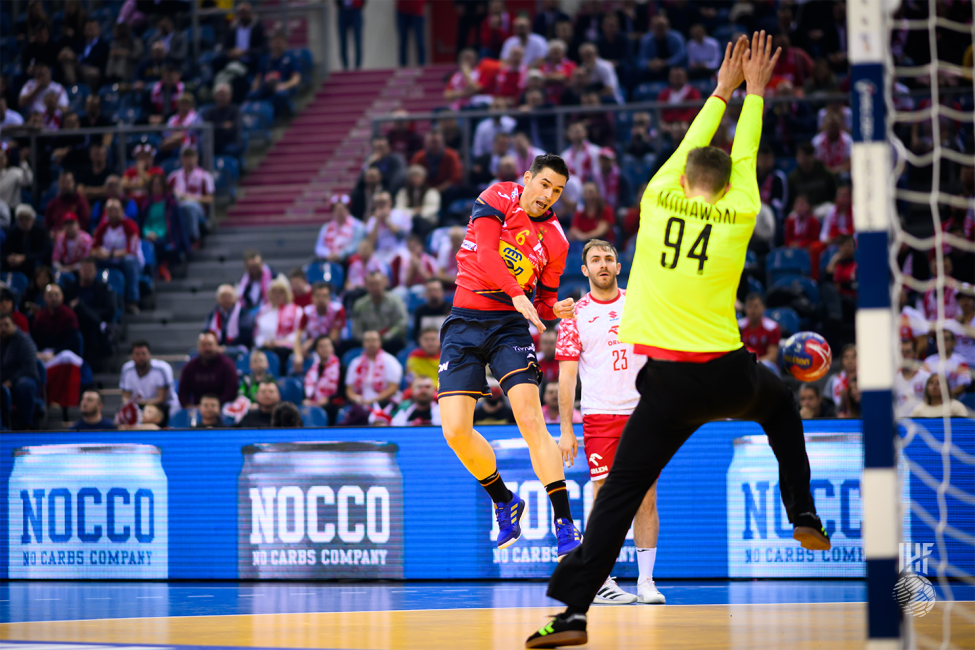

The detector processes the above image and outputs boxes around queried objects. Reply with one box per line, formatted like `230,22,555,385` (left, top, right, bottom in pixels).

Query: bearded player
528,33,830,648
439,154,584,559
555,239,665,606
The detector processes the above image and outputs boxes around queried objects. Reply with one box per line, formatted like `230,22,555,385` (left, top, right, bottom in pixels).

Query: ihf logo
894,542,936,617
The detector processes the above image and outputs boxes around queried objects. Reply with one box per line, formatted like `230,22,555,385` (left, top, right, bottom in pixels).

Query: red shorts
582,413,628,481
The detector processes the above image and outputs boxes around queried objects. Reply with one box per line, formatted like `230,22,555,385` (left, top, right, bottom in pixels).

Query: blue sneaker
555,518,583,560
495,495,526,549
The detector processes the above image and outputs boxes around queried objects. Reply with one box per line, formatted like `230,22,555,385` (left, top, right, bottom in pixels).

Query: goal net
858,0,975,648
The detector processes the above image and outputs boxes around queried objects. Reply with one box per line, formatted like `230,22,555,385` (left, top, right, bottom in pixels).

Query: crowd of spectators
2,0,973,430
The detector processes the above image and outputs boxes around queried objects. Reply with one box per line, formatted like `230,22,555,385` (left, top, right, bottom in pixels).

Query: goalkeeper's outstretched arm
647,37,749,191
721,31,782,214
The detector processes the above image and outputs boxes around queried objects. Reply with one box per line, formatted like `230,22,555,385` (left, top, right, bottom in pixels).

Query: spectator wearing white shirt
120,340,181,416
561,122,603,185
895,338,931,417
578,42,623,105
500,16,549,67
365,191,411,264
0,148,32,213
686,24,722,79
168,147,214,246
346,330,403,406
472,98,517,158
160,93,204,155
0,98,25,129
812,114,853,176
436,225,465,284
923,329,972,399
910,373,970,418
18,65,67,116
315,194,365,262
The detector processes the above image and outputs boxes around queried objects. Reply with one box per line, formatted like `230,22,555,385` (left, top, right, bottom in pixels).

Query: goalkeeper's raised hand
713,35,749,102
743,30,782,97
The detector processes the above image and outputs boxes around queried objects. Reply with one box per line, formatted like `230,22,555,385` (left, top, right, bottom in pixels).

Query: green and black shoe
526,612,588,648
793,512,831,550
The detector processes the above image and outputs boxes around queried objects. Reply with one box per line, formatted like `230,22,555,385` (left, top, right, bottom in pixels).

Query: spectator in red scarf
820,184,854,245
657,66,701,126
813,113,853,176
303,334,342,423
594,147,630,214
784,194,822,250
540,39,576,105
569,181,616,244
345,330,403,406
51,213,92,274
92,198,142,313
771,34,813,87
444,49,487,111
45,170,90,234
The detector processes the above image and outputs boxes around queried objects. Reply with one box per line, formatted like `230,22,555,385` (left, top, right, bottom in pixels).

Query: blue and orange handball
781,332,832,382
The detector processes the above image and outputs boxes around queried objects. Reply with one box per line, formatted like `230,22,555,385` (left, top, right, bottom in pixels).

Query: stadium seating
300,405,329,427
236,350,282,378
766,248,812,284
278,377,304,405
766,307,800,338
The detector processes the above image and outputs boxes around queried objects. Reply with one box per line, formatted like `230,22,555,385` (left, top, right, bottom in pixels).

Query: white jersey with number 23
555,289,647,415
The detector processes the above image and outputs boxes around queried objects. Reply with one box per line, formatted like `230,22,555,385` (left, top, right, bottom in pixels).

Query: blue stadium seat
771,276,820,305
633,81,667,102
396,343,417,369
306,262,344,293
161,158,181,176
961,393,975,411
99,268,125,322
406,291,425,312
341,347,363,368
67,84,90,114
242,101,274,139
236,349,282,377
169,408,198,429
56,271,76,290
278,377,303,405
690,79,715,96
39,184,58,213
300,405,329,427
98,84,123,116
744,250,759,275
2,272,29,301
766,307,800,338
820,245,838,277
447,198,475,222
777,158,798,175
766,247,811,284
747,276,764,298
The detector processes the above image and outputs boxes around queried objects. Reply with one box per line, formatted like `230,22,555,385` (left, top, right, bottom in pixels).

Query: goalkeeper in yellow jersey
527,33,831,649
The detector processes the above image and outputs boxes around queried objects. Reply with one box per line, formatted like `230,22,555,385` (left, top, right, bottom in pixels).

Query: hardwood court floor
1,582,972,650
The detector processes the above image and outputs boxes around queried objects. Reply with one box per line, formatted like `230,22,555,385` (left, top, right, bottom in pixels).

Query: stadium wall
1,421,970,581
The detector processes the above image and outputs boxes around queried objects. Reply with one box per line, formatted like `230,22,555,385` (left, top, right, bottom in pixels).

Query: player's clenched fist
554,297,576,320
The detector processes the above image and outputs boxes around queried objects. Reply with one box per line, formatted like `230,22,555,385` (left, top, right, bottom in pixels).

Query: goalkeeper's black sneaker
526,612,588,648
793,512,831,550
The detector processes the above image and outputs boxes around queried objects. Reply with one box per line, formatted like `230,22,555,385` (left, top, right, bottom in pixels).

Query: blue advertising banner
1,420,971,580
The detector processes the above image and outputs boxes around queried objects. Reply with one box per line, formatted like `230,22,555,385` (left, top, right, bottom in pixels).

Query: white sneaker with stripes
593,577,638,604
637,578,666,604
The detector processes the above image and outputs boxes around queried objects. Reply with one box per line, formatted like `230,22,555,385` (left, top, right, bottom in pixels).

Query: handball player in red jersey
439,154,584,558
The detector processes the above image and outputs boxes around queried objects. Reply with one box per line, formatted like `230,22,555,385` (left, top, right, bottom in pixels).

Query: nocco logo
248,485,391,545
20,488,157,544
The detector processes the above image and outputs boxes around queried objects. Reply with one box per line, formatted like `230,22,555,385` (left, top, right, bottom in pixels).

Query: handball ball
781,332,832,381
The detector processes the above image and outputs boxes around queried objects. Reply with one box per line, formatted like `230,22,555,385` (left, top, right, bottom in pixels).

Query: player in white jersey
554,239,665,605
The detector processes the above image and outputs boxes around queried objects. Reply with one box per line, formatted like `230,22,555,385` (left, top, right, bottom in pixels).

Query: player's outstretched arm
723,31,782,214
557,359,580,466
647,37,748,191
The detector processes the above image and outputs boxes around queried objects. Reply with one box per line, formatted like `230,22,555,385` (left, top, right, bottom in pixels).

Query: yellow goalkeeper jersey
618,94,764,356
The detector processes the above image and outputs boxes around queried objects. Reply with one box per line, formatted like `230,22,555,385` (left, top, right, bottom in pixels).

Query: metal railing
3,123,214,200
369,86,974,178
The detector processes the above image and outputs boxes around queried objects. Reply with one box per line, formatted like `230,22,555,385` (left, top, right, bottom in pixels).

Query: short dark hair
130,340,152,353
797,141,815,156
758,144,774,157
745,292,765,305
311,281,331,293
243,249,261,261
0,313,13,324
311,334,333,353
200,393,221,404
0,288,14,304
800,383,821,397
420,326,440,336
685,147,732,195
84,389,103,404
59,169,74,180
271,401,304,428
582,239,618,264
288,267,306,280
528,153,570,181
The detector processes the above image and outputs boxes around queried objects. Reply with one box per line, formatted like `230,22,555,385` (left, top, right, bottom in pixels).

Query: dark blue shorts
438,307,541,398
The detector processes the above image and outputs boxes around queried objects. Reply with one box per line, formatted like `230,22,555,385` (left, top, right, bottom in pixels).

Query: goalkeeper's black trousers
548,346,817,611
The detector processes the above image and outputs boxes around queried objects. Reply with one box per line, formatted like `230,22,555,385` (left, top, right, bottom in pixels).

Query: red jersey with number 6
454,181,568,316
555,289,647,415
